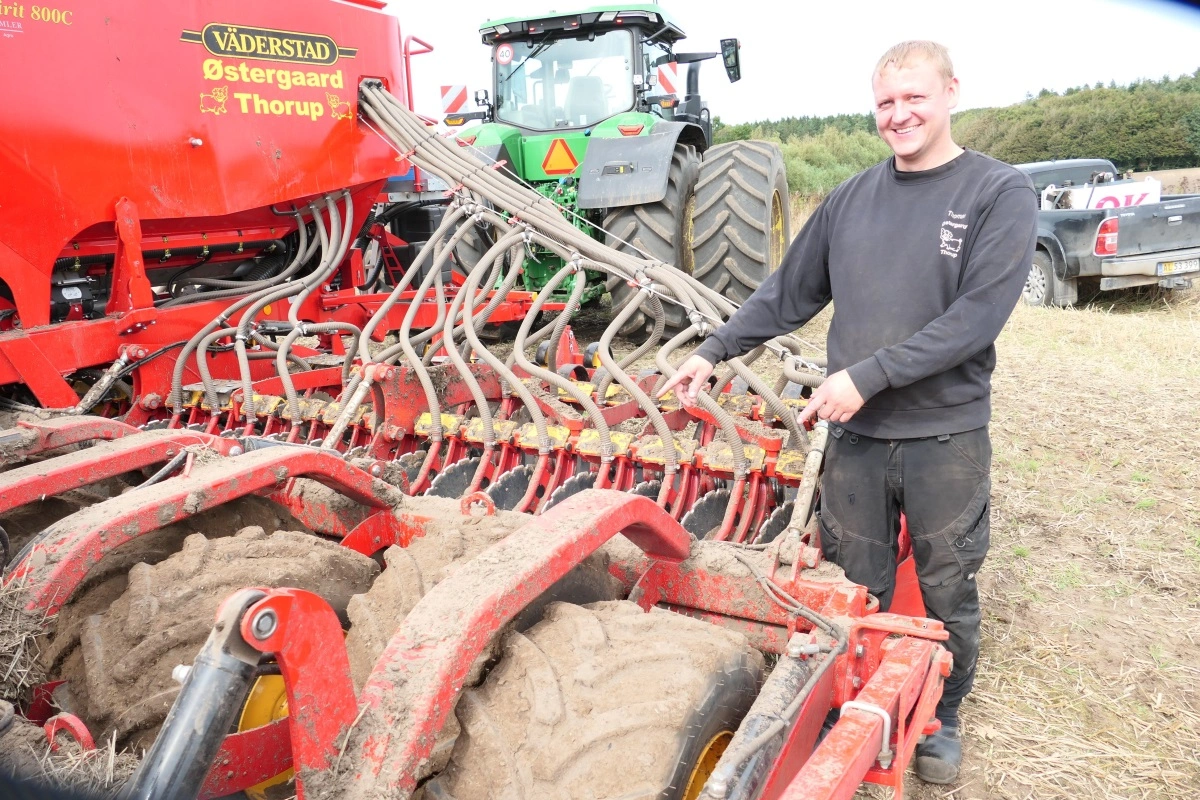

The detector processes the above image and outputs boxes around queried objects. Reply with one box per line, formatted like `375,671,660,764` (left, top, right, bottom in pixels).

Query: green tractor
447,3,790,335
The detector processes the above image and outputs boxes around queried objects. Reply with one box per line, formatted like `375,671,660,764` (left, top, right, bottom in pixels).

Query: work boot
915,723,961,784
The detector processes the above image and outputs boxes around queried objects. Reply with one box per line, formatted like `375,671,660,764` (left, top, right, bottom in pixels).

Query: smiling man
660,41,1038,784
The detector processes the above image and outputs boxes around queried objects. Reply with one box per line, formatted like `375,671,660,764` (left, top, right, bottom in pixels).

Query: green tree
1186,108,1200,158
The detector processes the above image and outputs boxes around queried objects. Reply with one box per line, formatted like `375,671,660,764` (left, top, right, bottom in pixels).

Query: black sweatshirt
695,150,1037,439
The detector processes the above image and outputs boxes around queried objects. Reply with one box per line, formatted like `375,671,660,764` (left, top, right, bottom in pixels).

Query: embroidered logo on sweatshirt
939,210,967,258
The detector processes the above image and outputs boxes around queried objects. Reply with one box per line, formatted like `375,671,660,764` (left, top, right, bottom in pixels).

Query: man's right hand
656,354,715,408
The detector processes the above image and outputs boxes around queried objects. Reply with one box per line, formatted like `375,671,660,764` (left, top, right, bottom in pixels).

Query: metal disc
381,451,425,490
756,501,795,545
486,466,534,511
630,480,661,498
680,489,732,539
541,472,597,512
424,456,482,499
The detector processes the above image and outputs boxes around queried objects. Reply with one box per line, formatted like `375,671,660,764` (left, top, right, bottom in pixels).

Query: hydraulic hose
656,326,749,481
507,256,614,461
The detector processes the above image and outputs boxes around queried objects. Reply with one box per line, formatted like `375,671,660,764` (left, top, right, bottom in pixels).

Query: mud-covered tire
344,500,624,690
344,505,531,690
36,496,308,682
604,145,701,337
57,527,378,750
692,141,790,306
423,601,763,800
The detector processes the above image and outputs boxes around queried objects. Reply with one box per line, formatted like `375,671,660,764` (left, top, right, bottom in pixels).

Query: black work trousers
817,425,992,721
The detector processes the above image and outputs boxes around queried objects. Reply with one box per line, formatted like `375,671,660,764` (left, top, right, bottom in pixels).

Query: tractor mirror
720,38,741,83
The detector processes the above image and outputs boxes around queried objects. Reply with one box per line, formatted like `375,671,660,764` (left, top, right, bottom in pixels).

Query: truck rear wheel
604,145,702,337
1023,250,1077,307
422,601,763,800
692,141,791,306
1023,250,1055,306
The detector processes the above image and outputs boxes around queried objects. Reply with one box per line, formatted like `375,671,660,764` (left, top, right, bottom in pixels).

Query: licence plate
1158,258,1199,276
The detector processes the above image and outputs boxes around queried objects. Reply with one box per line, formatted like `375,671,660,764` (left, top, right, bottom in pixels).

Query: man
659,41,1037,784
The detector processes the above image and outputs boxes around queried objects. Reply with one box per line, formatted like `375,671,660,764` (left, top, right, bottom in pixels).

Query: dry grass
790,193,823,233
34,735,139,796
850,288,1200,798
0,573,48,701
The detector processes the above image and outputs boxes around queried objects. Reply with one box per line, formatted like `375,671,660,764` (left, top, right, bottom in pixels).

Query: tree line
715,70,1200,198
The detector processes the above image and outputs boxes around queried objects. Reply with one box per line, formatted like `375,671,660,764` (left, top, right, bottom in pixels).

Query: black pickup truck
1014,159,1200,306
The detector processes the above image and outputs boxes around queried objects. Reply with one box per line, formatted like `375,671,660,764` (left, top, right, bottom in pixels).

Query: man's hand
798,369,865,425
656,354,715,408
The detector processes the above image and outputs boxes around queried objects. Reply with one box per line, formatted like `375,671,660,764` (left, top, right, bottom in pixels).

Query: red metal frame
180,488,948,799
8,447,407,615
777,637,952,800
239,590,358,773
0,417,141,459
0,425,949,798
0,427,235,518
200,719,292,800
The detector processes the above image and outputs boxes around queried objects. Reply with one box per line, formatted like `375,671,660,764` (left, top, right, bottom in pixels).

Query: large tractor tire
34,496,306,683
692,141,791,306
50,527,378,751
604,145,702,337
422,601,763,800
343,504,624,783
344,502,534,690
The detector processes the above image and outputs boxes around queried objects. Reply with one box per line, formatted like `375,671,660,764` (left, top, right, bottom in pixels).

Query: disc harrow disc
424,456,483,499
756,500,794,545
681,489,732,539
541,472,597,513
630,480,661,498
486,466,534,511
380,451,425,492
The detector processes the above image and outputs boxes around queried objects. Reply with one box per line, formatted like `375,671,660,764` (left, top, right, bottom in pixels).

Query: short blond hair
874,41,954,82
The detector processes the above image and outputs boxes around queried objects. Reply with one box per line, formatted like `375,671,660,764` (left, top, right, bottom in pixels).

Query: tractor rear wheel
604,145,702,337
422,601,763,800
51,527,378,751
692,141,790,306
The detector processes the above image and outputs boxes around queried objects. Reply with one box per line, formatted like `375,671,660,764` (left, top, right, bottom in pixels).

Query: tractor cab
468,5,741,147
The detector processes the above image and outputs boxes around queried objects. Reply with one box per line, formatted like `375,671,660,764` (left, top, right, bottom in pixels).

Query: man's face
872,58,959,169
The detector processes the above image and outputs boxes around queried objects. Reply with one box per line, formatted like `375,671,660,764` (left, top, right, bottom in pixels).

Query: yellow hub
683,730,734,800
237,675,293,799
769,190,786,272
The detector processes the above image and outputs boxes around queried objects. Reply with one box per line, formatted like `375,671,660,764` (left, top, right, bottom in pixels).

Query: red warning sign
542,138,579,175
440,85,467,114
496,43,515,65
656,62,679,94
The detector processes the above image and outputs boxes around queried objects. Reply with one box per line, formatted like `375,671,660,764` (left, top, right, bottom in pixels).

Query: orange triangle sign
542,138,579,175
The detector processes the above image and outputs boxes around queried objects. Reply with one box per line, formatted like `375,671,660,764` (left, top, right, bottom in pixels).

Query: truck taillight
1094,217,1119,256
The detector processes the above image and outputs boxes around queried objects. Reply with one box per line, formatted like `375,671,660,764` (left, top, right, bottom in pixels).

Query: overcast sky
383,0,1200,124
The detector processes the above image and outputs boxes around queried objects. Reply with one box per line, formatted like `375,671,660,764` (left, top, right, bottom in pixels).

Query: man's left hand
798,370,865,425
